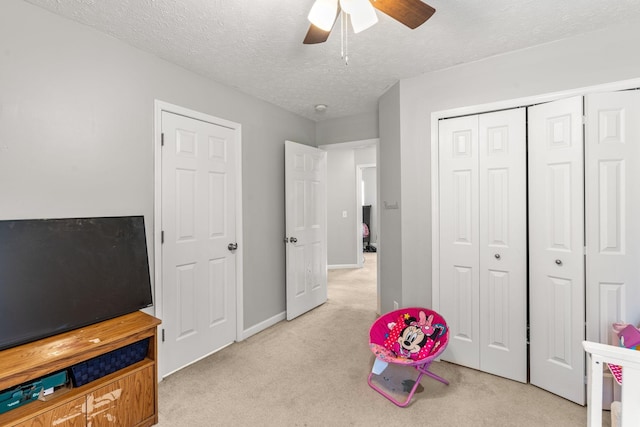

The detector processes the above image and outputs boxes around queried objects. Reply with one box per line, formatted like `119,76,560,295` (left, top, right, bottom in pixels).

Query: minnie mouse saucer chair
368,307,449,407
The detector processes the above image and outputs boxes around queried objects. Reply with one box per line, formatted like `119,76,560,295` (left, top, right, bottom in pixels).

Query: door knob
494,254,501,260
228,242,238,251
555,259,562,266
290,237,298,243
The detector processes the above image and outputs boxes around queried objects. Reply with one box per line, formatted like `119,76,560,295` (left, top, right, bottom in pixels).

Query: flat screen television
0,216,153,351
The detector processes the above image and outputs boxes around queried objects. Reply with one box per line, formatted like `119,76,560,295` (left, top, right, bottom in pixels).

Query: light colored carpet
157,253,606,426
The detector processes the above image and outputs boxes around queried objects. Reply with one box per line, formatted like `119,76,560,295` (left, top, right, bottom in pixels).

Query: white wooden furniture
583,341,640,427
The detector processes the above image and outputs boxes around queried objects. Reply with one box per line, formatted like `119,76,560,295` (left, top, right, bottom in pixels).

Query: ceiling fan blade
303,24,332,44
303,2,341,44
372,0,436,29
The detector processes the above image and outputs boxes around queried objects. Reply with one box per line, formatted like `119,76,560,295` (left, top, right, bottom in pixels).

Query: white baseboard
328,264,359,270
240,310,286,340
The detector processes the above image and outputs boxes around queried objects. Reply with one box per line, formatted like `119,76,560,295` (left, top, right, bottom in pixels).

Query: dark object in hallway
363,204,373,252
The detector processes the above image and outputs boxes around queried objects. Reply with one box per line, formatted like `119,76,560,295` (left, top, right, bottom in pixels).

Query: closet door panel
529,96,585,405
439,115,480,369
586,91,640,345
478,108,527,383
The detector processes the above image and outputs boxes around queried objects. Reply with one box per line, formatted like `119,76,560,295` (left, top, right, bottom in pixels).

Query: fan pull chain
340,11,343,59
340,12,349,65
345,14,349,65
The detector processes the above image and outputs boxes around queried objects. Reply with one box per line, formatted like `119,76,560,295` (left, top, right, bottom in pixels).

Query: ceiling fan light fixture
338,0,355,14
348,0,378,33
308,0,339,31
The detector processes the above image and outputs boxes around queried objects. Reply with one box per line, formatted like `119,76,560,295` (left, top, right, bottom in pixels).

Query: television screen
0,216,153,351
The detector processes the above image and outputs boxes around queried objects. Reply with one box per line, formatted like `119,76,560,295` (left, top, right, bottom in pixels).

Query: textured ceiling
23,0,640,121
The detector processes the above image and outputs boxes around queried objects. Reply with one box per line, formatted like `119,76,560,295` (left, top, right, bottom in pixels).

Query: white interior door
285,140,327,321
478,108,527,383
585,90,640,344
438,115,480,369
161,111,237,377
438,110,527,383
529,96,585,405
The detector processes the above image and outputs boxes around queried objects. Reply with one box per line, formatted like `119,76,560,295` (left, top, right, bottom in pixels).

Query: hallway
328,252,377,312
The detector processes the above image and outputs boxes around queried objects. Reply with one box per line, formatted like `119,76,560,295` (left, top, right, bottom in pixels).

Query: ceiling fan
303,0,436,44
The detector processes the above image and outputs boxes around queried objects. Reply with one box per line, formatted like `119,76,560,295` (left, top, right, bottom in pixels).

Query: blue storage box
0,370,68,415
69,338,149,387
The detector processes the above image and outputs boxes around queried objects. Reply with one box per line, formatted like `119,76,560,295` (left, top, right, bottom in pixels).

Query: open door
285,141,328,320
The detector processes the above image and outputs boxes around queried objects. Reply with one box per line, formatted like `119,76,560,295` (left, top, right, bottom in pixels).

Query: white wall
0,0,316,331
362,167,377,245
378,21,640,312
326,149,357,266
316,111,378,145
378,83,403,312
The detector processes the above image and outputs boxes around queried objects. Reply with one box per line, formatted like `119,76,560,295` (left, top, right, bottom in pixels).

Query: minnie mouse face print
384,311,444,360
397,323,428,355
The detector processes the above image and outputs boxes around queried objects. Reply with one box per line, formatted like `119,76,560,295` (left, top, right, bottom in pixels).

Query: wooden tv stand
0,311,161,427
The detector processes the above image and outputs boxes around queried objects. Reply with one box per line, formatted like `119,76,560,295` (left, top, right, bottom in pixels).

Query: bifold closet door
439,115,480,369
585,90,640,345
439,109,527,382
529,96,585,405
478,109,527,383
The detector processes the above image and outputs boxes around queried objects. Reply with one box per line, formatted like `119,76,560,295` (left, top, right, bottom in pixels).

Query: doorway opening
321,138,380,313
359,164,377,257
